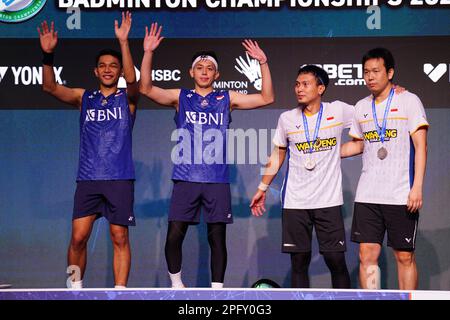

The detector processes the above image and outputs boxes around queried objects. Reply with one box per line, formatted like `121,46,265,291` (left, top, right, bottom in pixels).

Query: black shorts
282,206,346,253
73,180,135,226
168,180,233,224
351,202,419,251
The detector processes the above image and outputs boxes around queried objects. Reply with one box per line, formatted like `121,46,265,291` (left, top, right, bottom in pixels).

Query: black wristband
42,51,54,66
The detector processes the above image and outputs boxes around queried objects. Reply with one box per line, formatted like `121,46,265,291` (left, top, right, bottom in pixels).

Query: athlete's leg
359,243,382,289
323,252,351,288
109,223,131,287
290,251,312,288
207,223,227,287
67,214,97,285
165,221,189,287
393,249,417,290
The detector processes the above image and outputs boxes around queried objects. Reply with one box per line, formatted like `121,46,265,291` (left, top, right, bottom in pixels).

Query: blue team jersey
172,89,231,183
77,89,135,181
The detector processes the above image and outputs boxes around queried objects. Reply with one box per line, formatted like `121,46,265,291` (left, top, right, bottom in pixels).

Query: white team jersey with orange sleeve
273,101,354,209
349,91,429,205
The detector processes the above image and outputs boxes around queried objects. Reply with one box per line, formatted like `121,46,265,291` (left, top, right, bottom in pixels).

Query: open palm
115,11,132,42
143,22,164,52
37,21,58,53
242,39,267,64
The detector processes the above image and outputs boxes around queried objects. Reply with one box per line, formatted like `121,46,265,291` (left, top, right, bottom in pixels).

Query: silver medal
377,146,388,160
304,158,316,170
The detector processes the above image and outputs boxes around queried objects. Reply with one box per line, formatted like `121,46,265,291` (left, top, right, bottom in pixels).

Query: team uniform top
172,89,231,184
273,101,354,209
349,91,429,205
77,89,135,181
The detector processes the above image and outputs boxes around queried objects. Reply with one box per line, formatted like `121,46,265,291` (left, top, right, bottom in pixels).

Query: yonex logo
423,63,447,83
0,66,64,85
339,241,345,246
405,238,412,243
364,113,369,118
0,66,7,84
128,216,134,221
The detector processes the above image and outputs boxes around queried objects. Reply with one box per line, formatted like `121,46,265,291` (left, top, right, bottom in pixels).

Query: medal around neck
377,146,388,160
304,158,316,170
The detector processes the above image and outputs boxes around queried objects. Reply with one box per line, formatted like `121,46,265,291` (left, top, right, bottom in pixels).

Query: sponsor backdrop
0,2,449,289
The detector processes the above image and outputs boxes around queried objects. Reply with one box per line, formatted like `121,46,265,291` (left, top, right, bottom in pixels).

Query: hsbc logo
119,67,180,88
423,63,448,83
305,64,365,86
0,66,65,85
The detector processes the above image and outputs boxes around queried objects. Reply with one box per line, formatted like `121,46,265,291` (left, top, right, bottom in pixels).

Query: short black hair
95,49,122,67
297,65,330,89
191,51,219,66
362,47,395,74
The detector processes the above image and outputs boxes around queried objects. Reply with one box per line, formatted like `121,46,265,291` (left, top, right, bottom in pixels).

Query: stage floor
1,288,449,300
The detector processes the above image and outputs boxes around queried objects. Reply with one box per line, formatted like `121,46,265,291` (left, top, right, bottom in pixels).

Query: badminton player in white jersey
341,48,428,290
250,65,354,288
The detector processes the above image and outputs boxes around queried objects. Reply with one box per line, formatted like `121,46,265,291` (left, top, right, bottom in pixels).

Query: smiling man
38,12,139,289
139,22,274,289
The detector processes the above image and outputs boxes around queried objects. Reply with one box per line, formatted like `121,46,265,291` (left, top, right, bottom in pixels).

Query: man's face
94,55,122,88
294,73,324,105
190,59,219,89
363,58,394,95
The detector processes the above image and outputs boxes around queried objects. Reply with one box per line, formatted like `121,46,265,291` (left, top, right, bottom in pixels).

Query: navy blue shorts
73,180,135,226
168,180,233,224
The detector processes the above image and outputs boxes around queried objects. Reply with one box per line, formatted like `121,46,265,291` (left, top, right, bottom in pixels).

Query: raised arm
230,39,274,110
139,22,180,110
115,11,139,114
250,146,287,217
38,21,84,109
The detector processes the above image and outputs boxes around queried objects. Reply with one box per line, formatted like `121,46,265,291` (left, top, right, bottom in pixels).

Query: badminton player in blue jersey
140,23,274,288
38,12,139,289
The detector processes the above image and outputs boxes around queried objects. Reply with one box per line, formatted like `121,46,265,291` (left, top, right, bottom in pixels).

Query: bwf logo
423,63,448,83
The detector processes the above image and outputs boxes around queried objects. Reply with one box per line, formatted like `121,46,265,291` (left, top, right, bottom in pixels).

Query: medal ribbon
372,88,394,144
302,103,323,155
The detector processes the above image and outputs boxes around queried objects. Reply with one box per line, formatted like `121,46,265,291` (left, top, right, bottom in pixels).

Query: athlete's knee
359,246,380,266
207,223,227,250
323,252,348,272
394,251,415,266
291,252,312,273
111,230,129,248
70,232,89,250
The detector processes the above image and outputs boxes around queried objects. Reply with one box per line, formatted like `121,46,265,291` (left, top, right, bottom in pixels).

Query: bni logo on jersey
0,0,46,23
